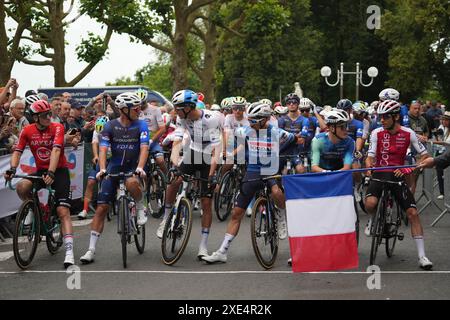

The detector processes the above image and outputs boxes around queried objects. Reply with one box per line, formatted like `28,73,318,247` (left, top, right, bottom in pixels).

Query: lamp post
320,62,378,101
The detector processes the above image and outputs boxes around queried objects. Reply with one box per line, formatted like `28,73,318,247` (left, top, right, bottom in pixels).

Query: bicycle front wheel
118,197,128,268
13,200,40,269
251,197,279,269
215,171,234,222
45,194,63,254
147,169,166,218
385,199,401,257
134,218,146,254
369,195,386,266
161,198,193,265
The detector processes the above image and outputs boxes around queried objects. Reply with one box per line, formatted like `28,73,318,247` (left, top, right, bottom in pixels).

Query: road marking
0,270,450,275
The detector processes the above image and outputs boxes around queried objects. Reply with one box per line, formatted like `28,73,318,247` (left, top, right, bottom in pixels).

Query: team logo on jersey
140,131,148,140
36,147,51,162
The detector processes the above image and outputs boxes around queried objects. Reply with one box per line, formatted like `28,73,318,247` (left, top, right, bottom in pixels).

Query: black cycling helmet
336,99,353,111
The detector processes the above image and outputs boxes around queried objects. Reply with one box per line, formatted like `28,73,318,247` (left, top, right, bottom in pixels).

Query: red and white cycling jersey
368,126,427,169
15,123,67,170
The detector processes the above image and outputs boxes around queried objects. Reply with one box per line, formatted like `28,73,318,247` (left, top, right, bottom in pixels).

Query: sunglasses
336,124,348,130
232,106,245,111
286,100,298,105
248,117,267,124
380,114,393,120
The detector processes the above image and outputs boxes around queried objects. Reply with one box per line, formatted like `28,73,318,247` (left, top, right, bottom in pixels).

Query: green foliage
76,32,108,64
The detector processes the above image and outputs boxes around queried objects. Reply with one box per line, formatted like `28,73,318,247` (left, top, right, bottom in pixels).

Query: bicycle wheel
215,171,234,222
161,197,193,265
385,199,401,257
369,194,386,266
45,193,63,254
147,168,166,218
118,197,128,268
353,196,360,247
134,217,146,254
13,200,40,269
251,196,279,269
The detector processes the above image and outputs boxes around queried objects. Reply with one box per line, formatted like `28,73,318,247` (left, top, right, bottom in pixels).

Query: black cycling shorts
234,171,278,210
29,168,71,209
365,172,416,211
179,149,213,198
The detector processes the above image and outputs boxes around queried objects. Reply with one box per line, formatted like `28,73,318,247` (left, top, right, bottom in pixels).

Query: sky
6,4,157,97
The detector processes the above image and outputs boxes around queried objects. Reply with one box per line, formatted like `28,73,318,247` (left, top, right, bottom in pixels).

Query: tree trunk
0,1,11,84
49,1,66,86
200,19,218,104
172,1,190,91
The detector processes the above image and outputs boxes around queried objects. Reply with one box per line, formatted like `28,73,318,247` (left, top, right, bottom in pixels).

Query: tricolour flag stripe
289,232,358,272
283,171,353,200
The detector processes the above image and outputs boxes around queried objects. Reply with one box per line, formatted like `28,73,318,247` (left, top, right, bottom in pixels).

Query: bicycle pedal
397,233,404,241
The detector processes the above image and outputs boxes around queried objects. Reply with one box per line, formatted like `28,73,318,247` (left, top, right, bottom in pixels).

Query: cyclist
79,92,149,264
221,97,233,117
364,99,433,270
311,109,355,172
278,93,308,173
159,89,222,260
136,89,167,175
4,100,74,268
202,102,298,264
78,115,110,219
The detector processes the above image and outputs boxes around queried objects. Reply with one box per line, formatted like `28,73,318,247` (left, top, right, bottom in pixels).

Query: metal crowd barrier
431,143,450,227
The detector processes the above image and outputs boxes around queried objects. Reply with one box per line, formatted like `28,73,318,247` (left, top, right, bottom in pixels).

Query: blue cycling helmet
172,89,198,108
95,116,109,133
196,101,206,110
336,99,353,110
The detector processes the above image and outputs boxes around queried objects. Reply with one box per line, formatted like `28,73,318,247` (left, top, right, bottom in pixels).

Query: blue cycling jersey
278,114,309,137
400,105,410,127
236,124,296,175
100,118,149,168
311,133,355,171
347,118,364,141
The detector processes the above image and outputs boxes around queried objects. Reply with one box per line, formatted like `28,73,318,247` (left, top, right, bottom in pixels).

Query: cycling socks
89,231,101,252
413,236,425,258
164,205,173,220
64,234,74,256
199,228,210,251
218,233,235,254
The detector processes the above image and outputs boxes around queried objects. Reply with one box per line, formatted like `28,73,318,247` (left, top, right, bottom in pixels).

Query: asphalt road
1,184,450,301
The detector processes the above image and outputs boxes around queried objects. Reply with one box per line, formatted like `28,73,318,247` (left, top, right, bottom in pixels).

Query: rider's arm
356,137,364,152
340,139,355,171
9,151,21,169
310,137,323,173
150,108,166,143
315,112,327,131
47,147,61,174
98,146,108,171
48,123,65,174
170,139,182,166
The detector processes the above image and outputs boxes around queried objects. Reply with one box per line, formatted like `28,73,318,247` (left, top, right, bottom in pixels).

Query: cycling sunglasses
380,114,393,120
248,117,267,125
286,100,299,105
232,105,245,111
38,111,52,119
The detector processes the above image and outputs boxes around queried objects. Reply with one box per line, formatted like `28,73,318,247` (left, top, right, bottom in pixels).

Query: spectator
0,114,18,153
409,101,429,143
432,112,450,199
59,101,71,132
62,92,72,101
0,78,18,110
67,98,85,130
7,98,29,135
50,96,62,123
38,92,48,101
426,101,443,138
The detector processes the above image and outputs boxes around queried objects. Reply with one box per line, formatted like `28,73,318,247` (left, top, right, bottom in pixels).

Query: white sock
199,228,210,250
414,236,425,258
164,205,173,220
218,233,235,254
136,199,145,210
89,231,101,252
64,234,74,256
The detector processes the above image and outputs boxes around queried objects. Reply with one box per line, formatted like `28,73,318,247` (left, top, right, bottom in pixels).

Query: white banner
0,146,84,219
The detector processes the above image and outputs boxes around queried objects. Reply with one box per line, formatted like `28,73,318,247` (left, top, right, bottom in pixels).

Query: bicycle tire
161,197,193,265
13,200,40,270
369,193,386,266
353,196,360,247
251,196,279,269
134,217,146,254
215,171,234,222
385,198,401,257
45,193,63,254
148,168,167,218
118,197,128,268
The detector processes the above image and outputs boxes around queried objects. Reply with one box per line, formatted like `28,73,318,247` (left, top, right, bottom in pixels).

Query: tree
3,0,113,87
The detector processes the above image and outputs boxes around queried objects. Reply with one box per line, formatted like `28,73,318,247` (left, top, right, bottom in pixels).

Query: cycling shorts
234,171,278,210
179,149,213,198
28,168,71,209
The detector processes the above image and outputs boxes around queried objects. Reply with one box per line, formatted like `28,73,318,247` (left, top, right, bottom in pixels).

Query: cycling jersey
15,122,67,170
224,114,250,130
100,118,149,167
400,105,410,127
139,105,164,138
368,126,427,169
347,118,364,141
278,114,308,137
311,132,355,171
174,110,222,154
235,124,296,175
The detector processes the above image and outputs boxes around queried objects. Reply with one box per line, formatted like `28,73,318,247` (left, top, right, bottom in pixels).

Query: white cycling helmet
221,97,233,109
25,94,40,106
299,97,313,110
325,108,350,124
211,104,221,111
231,96,247,107
379,88,400,102
246,102,272,118
259,98,272,108
352,101,368,114
115,92,142,109
274,105,288,115
377,99,401,115
172,89,197,107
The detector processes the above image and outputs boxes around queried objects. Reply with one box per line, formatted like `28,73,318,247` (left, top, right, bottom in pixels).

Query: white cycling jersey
224,114,250,130
174,109,223,153
139,105,164,135
269,115,279,128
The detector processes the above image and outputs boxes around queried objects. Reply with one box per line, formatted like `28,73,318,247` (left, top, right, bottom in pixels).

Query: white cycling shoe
156,219,166,239
137,209,147,226
418,256,433,270
80,250,95,264
64,254,75,269
77,210,88,220
202,251,227,264
197,247,208,260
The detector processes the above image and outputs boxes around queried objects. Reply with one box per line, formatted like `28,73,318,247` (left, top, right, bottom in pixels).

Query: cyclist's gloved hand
4,167,16,182
43,170,55,186
134,167,147,179
354,151,363,160
208,175,218,189
96,169,107,181
168,167,181,183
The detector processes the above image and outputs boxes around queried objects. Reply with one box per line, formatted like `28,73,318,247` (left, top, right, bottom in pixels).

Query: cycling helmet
246,102,272,118
95,116,109,133
274,105,288,116
336,99,353,110
284,93,300,104
379,88,400,102
259,98,272,108
299,97,313,110
315,105,324,114
196,100,206,110
325,108,350,124
273,101,282,108
221,97,233,110
115,92,142,109
172,89,198,108
135,89,148,103
370,101,379,108
211,104,221,111
352,101,368,115
377,100,401,115
29,100,51,114
25,94,40,106
231,96,247,107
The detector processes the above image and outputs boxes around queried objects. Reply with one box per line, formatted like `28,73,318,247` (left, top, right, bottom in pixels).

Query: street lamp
320,62,378,101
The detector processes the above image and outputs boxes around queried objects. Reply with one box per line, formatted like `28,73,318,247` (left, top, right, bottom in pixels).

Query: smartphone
68,128,80,135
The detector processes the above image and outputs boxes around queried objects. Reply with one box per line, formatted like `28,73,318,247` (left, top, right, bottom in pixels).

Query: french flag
282,171,359,272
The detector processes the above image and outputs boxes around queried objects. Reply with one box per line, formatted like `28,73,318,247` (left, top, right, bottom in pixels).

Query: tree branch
188,56,202,78
141,38,173,55
186,0,216,18
62,12,82,27
191,24,206,42
63,0,75,19
17,56,53,66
